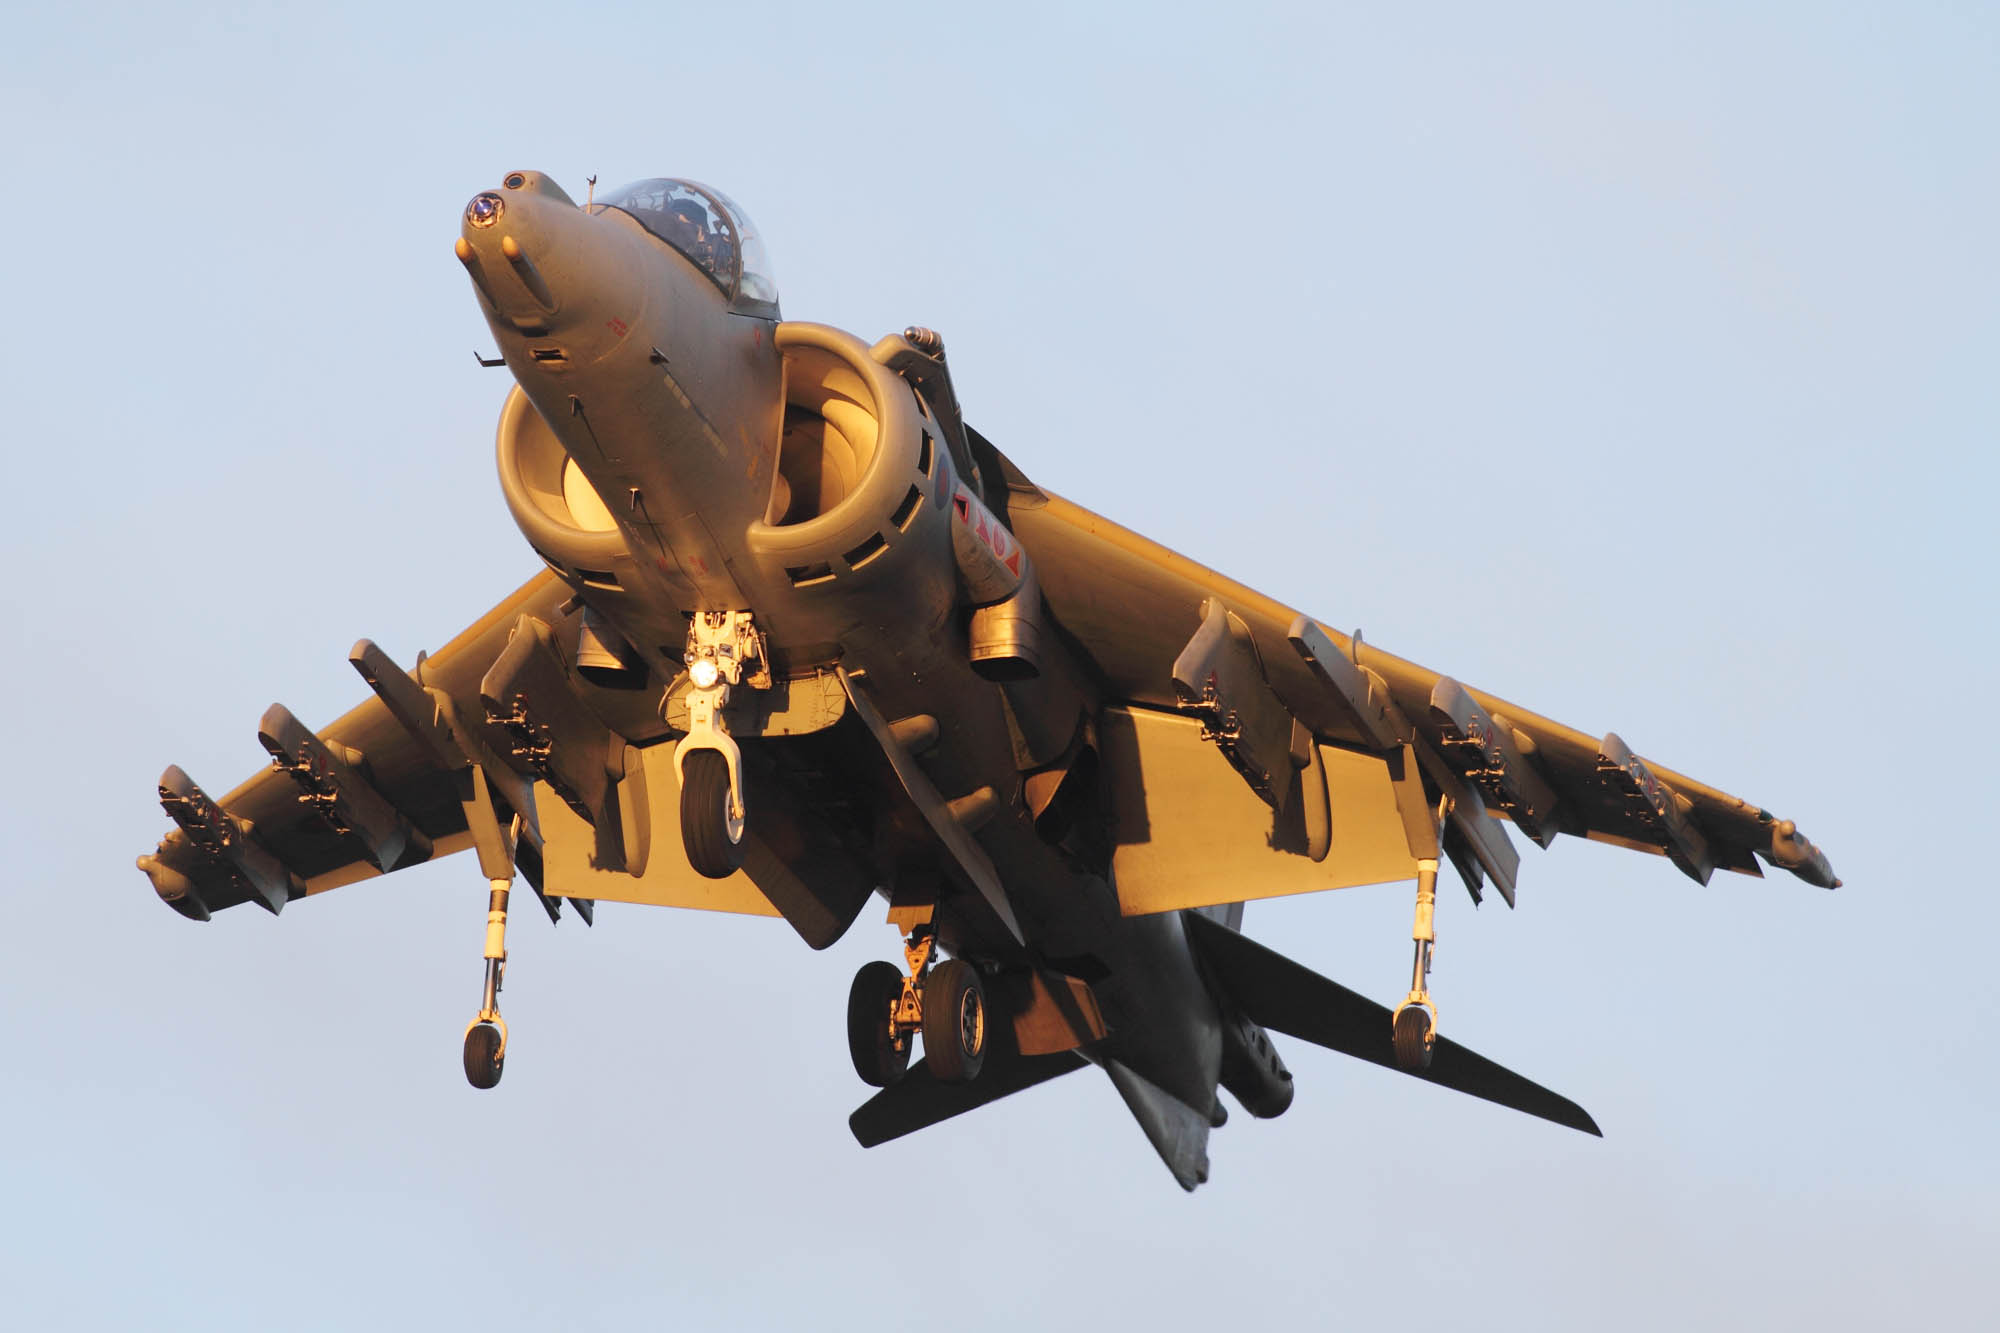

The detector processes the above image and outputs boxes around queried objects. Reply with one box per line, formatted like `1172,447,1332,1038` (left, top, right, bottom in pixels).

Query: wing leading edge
139,573,573,918
1000,473,1837,903
137,571,785,927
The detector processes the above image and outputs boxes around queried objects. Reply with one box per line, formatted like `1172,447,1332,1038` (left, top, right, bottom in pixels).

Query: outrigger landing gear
464,872,511,1089
1391,857,1440,1071
845,919,989,1087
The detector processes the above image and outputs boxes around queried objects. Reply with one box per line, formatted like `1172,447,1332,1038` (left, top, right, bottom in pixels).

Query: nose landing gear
674,610,768,879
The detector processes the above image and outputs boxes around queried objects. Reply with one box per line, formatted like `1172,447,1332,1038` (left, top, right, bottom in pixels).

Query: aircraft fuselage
458,171,1231,1133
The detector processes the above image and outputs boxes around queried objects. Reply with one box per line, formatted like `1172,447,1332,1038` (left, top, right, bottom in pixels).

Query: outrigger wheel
680,749,744,879
1391,1001,1434,1072
923,958,988,1083
463,1020,505,1090
847,960,911,1087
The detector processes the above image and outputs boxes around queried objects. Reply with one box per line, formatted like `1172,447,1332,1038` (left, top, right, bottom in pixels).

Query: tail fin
1184,912,1600,1136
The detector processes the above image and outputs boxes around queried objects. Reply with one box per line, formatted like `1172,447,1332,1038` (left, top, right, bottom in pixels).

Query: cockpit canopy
593,178,779,316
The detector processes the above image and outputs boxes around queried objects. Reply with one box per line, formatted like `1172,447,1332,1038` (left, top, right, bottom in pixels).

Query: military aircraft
139,171,1839,1189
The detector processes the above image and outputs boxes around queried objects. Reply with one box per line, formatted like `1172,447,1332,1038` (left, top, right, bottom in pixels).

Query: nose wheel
679,748,744,878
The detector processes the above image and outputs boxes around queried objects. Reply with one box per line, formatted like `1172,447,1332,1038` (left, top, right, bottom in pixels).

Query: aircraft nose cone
455,171,633,356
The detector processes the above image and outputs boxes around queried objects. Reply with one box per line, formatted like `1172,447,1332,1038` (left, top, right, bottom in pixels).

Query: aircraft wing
998,461,1837,909
137,570,781,926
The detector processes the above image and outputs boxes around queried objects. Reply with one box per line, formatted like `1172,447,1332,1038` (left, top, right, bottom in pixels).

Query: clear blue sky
2,3,1994,1328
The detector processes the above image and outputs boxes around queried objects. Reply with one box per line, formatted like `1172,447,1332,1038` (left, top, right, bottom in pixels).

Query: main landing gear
846,922,988,1087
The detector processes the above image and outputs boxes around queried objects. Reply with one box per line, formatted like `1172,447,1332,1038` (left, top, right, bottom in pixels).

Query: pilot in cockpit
703,217,738,284
663,198,709,257
664,198,739,289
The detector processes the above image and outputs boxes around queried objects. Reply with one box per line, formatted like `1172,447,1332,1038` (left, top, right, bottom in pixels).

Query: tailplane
1184,912,1600,1136
849,1049,1085,1148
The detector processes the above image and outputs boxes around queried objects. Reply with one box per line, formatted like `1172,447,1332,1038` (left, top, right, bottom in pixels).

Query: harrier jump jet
139,172,1837,1189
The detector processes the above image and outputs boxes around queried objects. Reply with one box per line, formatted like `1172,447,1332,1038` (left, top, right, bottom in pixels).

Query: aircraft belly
838,621,1223,1112
1084,910,1225,1116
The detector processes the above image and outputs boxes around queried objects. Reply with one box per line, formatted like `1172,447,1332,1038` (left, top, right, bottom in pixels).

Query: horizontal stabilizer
1184,912,1599,1136
849,1051,1084,1149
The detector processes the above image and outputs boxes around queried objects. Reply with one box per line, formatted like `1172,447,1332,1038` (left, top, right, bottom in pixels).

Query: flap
1102,706,1415,916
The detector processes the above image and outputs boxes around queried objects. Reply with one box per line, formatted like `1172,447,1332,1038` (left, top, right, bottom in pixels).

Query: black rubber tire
1392,1005,1433,1072
463,1022,504,1090
922,958,987,1083
680,749,743,879
847,960,911,1088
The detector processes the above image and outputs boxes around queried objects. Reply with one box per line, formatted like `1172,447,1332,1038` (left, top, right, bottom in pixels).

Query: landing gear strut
1391,858,1439,1071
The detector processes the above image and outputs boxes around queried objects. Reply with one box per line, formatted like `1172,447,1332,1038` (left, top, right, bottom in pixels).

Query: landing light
688,657,721,690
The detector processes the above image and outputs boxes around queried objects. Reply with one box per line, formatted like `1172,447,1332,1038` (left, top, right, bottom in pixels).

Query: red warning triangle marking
953,493,970,522
1004,548,1022,576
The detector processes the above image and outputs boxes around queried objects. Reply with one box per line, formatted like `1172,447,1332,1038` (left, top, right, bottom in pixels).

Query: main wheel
464,1022,505,1089
1392,1004,1433,1072
847,960,911,1088
922,958,987,1083
680,749,744,879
